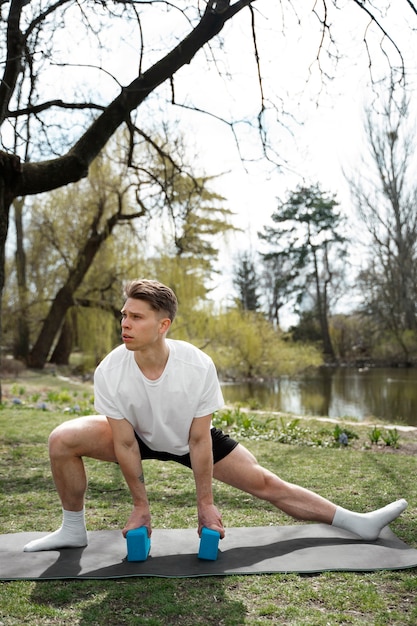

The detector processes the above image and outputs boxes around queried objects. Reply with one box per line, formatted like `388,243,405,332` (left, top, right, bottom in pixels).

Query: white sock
23,509,88,552
332,498,407,541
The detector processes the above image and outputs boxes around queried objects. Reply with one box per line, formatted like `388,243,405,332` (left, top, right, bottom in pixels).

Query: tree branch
7,99,106,117
0,0,24,123
352,0,406,83
14,0,253,197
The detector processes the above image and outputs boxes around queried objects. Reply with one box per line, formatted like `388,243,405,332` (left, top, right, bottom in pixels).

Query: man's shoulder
168,338,213,368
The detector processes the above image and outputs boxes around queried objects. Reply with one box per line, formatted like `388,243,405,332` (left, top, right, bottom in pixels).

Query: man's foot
23,509,88,552
333,498,408,540
23,526,88,552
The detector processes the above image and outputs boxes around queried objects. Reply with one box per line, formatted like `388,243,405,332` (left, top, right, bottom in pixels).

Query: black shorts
134,427,239,469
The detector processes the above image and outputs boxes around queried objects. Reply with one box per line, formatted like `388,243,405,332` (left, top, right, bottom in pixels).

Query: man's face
120,298,168,352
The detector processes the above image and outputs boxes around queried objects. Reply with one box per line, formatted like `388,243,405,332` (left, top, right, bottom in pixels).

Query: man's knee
49,415,115,462
48,416,91,457
49,419,77,457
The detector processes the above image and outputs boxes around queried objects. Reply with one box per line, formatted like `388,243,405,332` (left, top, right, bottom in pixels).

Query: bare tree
349,94,417,360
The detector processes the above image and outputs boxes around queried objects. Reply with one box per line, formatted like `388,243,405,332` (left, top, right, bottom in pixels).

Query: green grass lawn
0,377,416,625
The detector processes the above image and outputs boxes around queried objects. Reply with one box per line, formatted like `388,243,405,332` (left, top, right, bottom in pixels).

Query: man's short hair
124,279,178,322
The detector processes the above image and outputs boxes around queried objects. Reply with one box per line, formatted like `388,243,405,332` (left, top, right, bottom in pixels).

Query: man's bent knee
49,415,116,462
48,418,82,457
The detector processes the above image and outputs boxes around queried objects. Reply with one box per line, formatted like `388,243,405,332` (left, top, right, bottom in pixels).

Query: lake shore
2,366,417,455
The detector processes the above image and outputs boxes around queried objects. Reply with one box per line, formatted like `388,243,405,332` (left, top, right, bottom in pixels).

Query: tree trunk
312,247,336,361
0,153,21,400
0,195,8,401
28,283,76,368
13,198,30,360
318,288,335,361
49,313,74,365
27,210,120,368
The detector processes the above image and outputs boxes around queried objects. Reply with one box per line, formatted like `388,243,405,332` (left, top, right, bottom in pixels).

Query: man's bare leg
213,444,407,541
24,415,116,552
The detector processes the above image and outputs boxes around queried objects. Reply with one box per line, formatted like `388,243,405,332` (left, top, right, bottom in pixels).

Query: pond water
221,367,417,426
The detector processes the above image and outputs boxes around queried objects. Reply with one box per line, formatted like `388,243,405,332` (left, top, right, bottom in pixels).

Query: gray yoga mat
1,525,416,580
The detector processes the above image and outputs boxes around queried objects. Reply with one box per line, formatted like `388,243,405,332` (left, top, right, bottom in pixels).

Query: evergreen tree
233,251,260,311
259,184,347,360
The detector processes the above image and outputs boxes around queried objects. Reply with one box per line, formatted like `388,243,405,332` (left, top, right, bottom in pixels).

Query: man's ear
160,317,171,334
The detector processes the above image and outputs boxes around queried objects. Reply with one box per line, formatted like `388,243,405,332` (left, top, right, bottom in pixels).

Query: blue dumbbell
126,526,151,562
198,527,220,561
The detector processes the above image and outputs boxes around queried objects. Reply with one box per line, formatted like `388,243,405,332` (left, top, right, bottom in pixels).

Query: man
24,279,407,552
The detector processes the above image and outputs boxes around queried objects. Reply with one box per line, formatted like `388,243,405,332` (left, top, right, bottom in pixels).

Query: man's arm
106,417,151,537
188,415,225,538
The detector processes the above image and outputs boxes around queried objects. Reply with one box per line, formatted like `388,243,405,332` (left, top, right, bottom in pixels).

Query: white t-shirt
94,339,224,455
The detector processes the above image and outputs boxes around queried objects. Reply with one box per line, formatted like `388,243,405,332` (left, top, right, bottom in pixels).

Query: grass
0,373,416,625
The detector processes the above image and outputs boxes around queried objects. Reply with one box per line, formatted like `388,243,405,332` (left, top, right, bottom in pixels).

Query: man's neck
134,341,170,380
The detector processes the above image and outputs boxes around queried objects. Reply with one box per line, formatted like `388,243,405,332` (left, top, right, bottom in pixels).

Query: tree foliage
158,170,236,270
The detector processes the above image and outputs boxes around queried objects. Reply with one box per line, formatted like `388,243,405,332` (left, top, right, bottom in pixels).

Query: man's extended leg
213,443,407,541
24,415,116,552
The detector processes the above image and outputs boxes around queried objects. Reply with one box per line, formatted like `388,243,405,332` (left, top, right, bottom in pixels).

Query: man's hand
197,502,225,539
122,504,152,538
